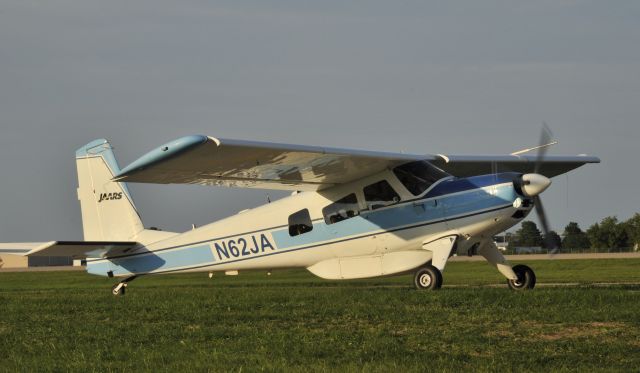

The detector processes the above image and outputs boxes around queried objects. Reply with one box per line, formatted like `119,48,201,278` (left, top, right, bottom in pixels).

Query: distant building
0,254,72,269
512,246,544,254
493,235,509,251
0,254,27,269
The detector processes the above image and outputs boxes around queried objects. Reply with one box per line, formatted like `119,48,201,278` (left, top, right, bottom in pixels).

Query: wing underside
432,155,601,178
112,135,599,191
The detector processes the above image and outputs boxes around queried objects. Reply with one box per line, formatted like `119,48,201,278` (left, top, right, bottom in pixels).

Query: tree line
506,213,640,252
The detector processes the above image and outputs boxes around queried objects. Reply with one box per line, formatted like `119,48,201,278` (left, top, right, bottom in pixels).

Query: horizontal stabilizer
0,241,139,259
0,243,44,256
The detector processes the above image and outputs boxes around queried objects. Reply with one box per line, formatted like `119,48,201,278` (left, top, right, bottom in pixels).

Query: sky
0,0,638,241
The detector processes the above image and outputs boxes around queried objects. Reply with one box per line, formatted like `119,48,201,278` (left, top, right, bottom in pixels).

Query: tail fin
75,139,144,241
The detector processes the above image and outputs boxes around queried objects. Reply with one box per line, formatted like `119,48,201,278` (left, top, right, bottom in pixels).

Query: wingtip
116,135,208,179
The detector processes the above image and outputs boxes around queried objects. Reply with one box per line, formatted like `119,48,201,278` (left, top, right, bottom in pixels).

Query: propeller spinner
518,173,552,197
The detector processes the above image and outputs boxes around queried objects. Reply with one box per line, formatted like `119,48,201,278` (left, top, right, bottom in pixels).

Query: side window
364,180,400,210
323,194,359,225
289,209,313,237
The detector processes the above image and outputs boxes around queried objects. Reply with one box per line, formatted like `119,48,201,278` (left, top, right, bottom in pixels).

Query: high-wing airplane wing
431,154,601,178
0,241,138,259
113,135,599,191
114,135,428,191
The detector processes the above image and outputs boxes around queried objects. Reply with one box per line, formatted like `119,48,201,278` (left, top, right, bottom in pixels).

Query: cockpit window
323,193,359,225
393,161,451,196
363,180,400,210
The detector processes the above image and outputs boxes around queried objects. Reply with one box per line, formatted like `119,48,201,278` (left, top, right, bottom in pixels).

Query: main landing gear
413,264,443,290
111,276,137,296
507,264,536,291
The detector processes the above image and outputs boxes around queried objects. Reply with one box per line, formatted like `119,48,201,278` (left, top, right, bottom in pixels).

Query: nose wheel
414,265,443,290
507,264,536,290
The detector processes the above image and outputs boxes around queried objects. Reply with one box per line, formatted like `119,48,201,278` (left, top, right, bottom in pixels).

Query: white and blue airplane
0,134,598,295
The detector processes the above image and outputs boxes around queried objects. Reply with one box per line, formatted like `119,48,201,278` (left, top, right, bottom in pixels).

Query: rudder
76,139,144,241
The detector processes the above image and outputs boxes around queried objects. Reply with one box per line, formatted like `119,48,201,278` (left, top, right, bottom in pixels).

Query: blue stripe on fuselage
87,244,214,277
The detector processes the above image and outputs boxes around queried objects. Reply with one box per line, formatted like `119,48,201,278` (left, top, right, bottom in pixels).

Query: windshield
393,161,451,196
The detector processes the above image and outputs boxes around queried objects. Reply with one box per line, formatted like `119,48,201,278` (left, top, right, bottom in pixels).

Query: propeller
532,123,558,254
533,194,558,254
512,124,558,254
534,122,553,174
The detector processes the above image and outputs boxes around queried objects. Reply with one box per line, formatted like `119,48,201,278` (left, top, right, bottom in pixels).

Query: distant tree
623,213,640,251
587,217,629,250
543,230,562,251
562,222,590,250
508,221,544,251
587,222,606,249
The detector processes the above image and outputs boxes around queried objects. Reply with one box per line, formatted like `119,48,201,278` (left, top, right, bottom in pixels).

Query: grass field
1,259,640,372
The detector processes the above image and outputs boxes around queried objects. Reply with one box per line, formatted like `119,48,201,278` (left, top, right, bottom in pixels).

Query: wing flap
0,243,44,256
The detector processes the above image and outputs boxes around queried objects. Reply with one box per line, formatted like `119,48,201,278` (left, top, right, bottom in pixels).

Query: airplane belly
307,250,433,280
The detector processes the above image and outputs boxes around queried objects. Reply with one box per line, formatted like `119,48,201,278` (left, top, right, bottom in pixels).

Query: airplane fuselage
86,172,532,280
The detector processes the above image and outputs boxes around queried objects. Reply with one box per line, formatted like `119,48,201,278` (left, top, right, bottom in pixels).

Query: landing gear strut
507,264,536,290
413,265,443,290
111,276,137,296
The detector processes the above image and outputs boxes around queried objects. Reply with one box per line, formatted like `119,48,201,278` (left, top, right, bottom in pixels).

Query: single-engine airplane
0,132,599,295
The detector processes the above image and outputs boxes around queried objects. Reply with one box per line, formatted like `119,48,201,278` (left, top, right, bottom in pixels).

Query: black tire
507,264,536,290
414,265,443,290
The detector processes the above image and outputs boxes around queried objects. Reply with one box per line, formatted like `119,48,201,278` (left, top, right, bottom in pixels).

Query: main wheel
414,265,443,290
507,264,536,290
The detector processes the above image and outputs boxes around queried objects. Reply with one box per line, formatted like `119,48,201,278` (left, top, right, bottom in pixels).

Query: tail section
76,139,144,241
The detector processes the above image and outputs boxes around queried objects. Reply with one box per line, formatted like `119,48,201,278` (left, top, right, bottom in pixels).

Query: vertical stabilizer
76,139,144,241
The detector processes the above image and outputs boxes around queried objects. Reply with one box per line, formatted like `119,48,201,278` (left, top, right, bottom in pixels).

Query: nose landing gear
507,264,536,290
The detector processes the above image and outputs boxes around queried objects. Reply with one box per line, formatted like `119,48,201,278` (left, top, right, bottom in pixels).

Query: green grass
1,259,640,372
